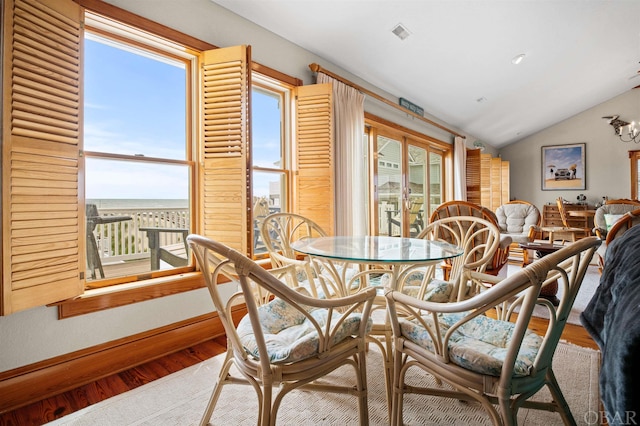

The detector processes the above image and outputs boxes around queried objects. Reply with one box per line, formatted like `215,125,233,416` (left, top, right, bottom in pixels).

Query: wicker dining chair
395,215,502,304
260,212,396,415
429,200,511,276
385,236,600,426
260,212,329,298
187,234,376,426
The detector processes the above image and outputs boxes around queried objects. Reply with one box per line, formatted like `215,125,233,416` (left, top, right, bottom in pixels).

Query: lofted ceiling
211,0,640,148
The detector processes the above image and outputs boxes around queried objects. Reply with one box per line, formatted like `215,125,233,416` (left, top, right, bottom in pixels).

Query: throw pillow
604,214,625,232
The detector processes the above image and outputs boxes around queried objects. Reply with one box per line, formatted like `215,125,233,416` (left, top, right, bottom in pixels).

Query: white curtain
317,73,366,236
453,136,467,200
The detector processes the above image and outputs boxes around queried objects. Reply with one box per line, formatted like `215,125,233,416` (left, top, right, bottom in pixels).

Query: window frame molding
250,77,294,258
630,150,640,200
365,112,453,236
54,1,301,318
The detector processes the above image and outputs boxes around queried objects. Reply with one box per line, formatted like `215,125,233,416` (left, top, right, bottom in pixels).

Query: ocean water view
87,199,189,209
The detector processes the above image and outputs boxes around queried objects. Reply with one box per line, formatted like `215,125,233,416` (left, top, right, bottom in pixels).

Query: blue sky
84,35,278,200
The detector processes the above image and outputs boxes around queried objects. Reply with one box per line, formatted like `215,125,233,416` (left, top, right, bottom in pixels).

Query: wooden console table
541,203,594,239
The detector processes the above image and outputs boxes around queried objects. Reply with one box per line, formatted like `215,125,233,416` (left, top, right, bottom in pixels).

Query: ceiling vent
392,23,411,41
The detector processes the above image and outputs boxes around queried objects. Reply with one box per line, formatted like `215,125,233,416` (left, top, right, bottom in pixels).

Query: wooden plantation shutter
501,161,510,206
293,84,335,234
1,0,83,315
490,157,502,211
480,153,492,207
465,149,481,204
201,45,251,252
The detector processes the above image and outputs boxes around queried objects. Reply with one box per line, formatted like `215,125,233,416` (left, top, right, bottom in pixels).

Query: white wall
0,286,217,370
500,89,640,211
0,0,474,372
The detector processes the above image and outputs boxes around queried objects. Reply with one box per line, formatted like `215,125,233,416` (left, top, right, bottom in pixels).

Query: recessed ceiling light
511,54,526,65
392,23,411,41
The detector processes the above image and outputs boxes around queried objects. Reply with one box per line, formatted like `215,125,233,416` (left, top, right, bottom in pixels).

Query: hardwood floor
0,320,598,426
0,337,227,426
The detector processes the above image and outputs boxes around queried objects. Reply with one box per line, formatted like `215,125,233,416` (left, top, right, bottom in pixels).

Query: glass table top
290,235,463,264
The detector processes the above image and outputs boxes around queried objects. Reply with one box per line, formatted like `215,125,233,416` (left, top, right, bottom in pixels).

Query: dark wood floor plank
117,365,160,389
86,374,131,402
154,353,196,373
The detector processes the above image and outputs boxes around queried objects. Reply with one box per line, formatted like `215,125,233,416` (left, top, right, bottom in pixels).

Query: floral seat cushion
402,278,454,303
399,312,542,377
381,269,456,303
237,297,372,364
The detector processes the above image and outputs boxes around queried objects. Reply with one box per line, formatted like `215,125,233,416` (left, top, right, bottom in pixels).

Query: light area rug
503,263,601,325
47,343,600,426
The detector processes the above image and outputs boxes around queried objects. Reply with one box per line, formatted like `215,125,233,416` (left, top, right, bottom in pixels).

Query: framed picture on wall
541,143,586,190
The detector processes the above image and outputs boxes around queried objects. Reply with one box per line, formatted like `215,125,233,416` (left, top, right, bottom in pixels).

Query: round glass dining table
291,235,463,413
290,235,463,287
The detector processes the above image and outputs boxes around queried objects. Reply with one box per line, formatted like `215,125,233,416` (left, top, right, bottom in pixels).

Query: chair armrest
467,269,504,286
140,227,189,270
498,235,513,249
386,271,531,316
593,227,607,239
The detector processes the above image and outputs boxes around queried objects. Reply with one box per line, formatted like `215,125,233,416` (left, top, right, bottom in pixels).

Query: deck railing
92,207,190,264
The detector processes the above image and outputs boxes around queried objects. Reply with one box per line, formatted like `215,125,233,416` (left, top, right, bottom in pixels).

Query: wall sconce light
603,115,640,143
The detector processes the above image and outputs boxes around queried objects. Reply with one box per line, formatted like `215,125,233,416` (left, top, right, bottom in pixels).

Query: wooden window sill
53,258,272,319
53,272,206,319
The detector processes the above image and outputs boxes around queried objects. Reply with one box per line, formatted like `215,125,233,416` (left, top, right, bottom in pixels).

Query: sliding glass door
406,144,427,237
377,135,404,236
429,151,444,217
374,131,447,237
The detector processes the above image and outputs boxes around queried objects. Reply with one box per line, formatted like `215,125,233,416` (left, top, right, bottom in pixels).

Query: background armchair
593,198,640,240
594,208,640,271
495,200,541,264
592,199,640,271
494,200,540,244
